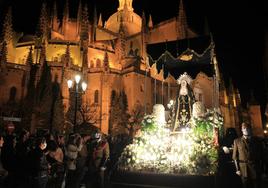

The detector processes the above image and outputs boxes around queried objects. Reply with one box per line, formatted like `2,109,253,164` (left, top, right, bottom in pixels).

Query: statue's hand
222,146,230,154
236,171,241,176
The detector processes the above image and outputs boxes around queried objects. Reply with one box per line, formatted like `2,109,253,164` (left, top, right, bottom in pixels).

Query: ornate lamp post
67,75,87,133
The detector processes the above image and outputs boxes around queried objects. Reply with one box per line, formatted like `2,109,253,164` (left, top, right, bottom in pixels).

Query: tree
35,62,53,129
109,90,130,136
118,91,131,132
109,91,122,136
128,103,145,137
51,81,64,133
21,64,38,130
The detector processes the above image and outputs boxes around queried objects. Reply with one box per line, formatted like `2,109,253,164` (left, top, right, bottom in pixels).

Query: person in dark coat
0,134,8,186
15,129,30,187
65,134,82,188
232,122,263,188
1,134,17,188
28,137,49,188
86,132,109,188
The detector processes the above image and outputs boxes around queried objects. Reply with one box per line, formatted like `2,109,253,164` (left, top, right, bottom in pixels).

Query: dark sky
0,0,267,110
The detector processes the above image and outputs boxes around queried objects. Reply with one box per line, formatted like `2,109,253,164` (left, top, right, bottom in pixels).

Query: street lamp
67,74,87,133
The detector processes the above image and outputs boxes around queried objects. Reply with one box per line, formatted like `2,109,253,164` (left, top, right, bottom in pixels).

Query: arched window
90,60,94,68
9,87,17,101
96,59,101,68
94,90,99,104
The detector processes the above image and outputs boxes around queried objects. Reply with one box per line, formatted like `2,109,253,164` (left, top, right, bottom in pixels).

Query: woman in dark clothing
28,137,49,188
0,134,8,186
1,134,17,188
65,134,82,188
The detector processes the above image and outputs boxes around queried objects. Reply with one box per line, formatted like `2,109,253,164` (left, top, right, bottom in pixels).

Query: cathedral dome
18,35,35,43
104,0,142,36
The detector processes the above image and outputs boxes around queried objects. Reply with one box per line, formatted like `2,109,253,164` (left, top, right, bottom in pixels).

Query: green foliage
141,115,157,132
190,119,219,175
192,119,214,139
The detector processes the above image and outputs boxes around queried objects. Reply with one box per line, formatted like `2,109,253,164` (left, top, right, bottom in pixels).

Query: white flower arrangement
118,106,222,175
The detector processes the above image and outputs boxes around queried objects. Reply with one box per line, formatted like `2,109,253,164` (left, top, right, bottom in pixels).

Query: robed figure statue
173,72,196,132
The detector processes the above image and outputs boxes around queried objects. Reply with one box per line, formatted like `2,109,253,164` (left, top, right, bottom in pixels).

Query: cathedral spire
80,3,89,41
118,16,125,35
2,6,13,45
141,11,147,32
81,41,88,77
62,0,69,35
235,87,241,107
39,42,46,65
92,5,98,42
37,2,49,42
77,0,82,21
103,48,110,72
148,14,153,29
228,78,236,107
81,4,89,77
26,46,34,66
52,0,58,30
116,16,126,62
177,0,188,39
141,11,147,59
0,41,7,70
98,13,103,27
77,0,82,34
36,42,47,85
118,0,133,11
63,0,69,21
64,43,71,67
211,38,220,82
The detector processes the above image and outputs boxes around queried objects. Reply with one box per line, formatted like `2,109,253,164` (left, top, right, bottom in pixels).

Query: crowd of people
0,122,267,188
0,128,125,188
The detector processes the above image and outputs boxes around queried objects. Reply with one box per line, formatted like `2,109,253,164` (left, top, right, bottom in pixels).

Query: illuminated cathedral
0,0,263,136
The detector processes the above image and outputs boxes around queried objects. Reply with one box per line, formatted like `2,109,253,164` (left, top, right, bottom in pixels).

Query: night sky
0,0,267,110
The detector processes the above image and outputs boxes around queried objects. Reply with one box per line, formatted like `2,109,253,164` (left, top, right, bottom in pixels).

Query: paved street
108,171,268,188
